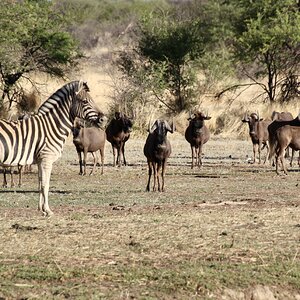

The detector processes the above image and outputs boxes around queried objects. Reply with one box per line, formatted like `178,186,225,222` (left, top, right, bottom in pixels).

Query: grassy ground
0,134,300,299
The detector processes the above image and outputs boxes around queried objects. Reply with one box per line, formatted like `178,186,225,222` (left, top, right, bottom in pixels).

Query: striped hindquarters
0,118,42,166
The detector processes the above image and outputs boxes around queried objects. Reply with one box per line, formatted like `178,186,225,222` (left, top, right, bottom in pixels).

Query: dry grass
0,134,300,299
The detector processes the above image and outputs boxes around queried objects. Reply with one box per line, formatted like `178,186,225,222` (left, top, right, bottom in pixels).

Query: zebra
0,80,106,216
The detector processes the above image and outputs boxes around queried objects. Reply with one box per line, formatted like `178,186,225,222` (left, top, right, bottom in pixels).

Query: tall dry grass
18,63,300,140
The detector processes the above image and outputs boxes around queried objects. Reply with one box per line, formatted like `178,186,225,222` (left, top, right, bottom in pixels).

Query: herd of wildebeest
2,109,300,193
71,109,300,192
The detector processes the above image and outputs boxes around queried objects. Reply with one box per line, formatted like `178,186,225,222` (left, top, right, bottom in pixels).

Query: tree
231,0,300,103
0,0,83,110
116,11,208,113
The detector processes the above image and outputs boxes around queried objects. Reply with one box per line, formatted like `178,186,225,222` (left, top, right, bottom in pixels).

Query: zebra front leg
38,161,54,216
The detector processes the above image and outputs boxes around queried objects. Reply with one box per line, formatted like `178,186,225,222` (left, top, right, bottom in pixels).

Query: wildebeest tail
268,122,277,161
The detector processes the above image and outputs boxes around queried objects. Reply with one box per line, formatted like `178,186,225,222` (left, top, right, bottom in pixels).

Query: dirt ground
0,134,300,299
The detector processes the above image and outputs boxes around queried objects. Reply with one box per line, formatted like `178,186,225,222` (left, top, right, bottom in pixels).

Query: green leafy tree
231,0,300,103
0,0,83,110
117,12,208,113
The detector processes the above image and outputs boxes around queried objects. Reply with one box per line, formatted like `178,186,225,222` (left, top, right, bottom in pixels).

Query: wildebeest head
242,112,263,136
149,119,174,144
114,111,133,133
188,111,211,134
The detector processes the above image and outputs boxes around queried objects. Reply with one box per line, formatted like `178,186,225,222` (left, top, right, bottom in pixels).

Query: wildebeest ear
259,118,264,121
205,116,212,120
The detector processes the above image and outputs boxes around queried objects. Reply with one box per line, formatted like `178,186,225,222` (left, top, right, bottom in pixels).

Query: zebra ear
76,80,90,95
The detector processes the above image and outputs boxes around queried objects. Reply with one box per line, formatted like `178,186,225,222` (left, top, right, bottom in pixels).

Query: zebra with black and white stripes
0,80,106,216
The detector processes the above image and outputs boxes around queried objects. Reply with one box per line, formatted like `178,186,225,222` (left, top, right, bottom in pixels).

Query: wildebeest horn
166,118,175,133
148,119,152,132
242,112,249,122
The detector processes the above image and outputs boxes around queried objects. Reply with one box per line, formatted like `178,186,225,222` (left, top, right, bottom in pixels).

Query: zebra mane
38,81,81,115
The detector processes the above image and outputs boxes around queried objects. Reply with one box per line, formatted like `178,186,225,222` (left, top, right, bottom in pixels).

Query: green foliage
0,0,82,110
116,11,208,114
232,0,300,102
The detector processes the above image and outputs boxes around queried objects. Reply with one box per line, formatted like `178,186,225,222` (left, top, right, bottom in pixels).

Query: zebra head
73,81,107,128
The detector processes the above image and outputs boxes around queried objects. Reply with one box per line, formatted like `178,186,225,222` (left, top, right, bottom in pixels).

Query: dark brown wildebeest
185,111,211,169
105,112,133,167
268,115,300,175
144,119,174,192
270,111,296,166
2,165,23,188
271,111,293,122
72,121,106,175
242,112,272,164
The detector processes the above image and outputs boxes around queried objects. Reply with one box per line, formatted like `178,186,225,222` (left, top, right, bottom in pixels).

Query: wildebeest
185,111,211,168
143,119,174,192
268,115,300,174
72,120,106,175
270,111,297,166
105,112,133,167
242,112,272,164
2,165,23,188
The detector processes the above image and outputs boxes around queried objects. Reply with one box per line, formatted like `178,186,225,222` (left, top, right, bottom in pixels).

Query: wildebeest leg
38,160,54,217
258,141,263,164
278,146,287,175
152,162,158,191
290,149,295,167
146,160,152,192
191,145,195,169
263,142,269,164
77,151,83,175
161,160,167,192
117,143,122,167
198,144,203,167
2,167,8,188
18,165,23,187
90,152,97,175
121,142,127,166
252,143,258,164
9,167,15,188
112,146,117,167
83,149,88,175
157,162,162,192
99,148,104,175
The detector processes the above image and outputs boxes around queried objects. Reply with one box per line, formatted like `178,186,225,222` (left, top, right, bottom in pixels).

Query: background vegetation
0,0,299,131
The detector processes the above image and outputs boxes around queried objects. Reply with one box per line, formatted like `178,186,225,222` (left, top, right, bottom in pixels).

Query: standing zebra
0,80,106,216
